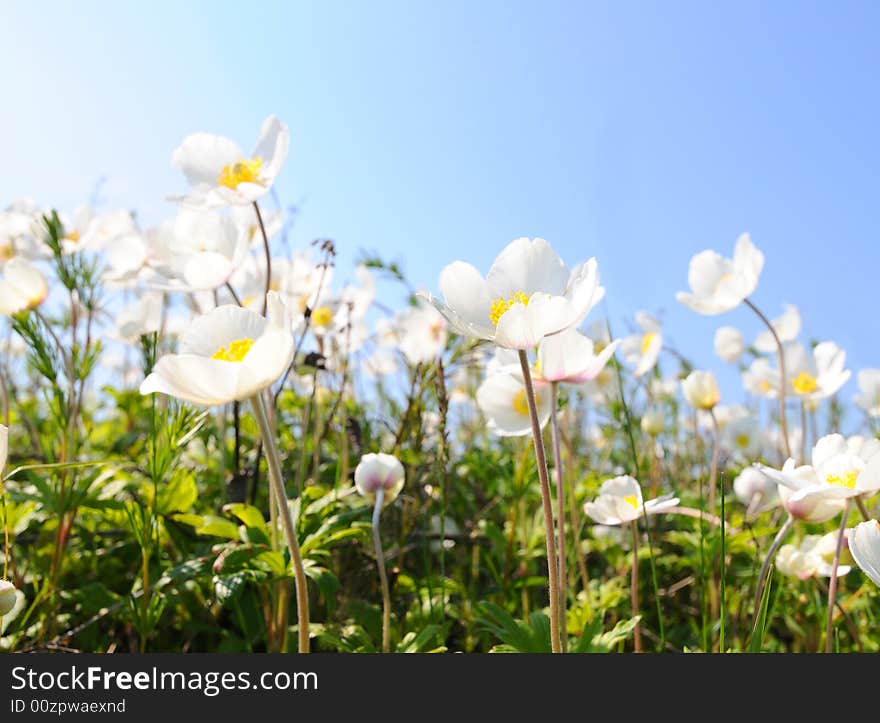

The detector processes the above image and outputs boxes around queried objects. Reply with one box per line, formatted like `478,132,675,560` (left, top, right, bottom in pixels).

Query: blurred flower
140,291,293,406
714,326,744,363
753,304,801,353
854,369,880,418
0,258,48,315
396,302,447,365
785,341,850,403
619,311,662,377
640,407,666,437
583,475,679,526
172,115,289,209
113,292,164,343
676,233,763,315
476,372,550,437
776,533,850,580
354,453,405,505
362,348,398,378
681,370,720,410
422,237,603,350
733,466,779,517
742,357,779,399
847,520,880,587
0,580,16,617
0,423,7,472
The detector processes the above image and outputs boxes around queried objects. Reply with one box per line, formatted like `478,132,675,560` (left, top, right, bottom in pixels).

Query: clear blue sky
2,1,878,407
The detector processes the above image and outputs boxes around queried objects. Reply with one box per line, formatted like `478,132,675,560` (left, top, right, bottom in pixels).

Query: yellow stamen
489,291,530,326
212,337,255,363
218,157,263,190
66,230,80,243
735,433,750,448
759,379,772,393
0,244,13,261
641,332,657,356
512,388,540,416
826,471,858,489
311,306,333,327
792,372,818,395
623,494,639,509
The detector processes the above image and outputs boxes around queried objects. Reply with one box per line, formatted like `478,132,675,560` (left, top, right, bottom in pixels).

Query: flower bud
0,580,17,617
640,408,665,437
681,370,721,410
354,453,405,505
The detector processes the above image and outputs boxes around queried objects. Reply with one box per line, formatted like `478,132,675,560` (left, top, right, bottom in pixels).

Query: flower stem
825,499,852,653
751,514,793,633
253,201,272,317
744,298,792,460
549,382,568,651
372,487,392,653
517,350,561,653
630,520,642,653
709,409,724,652
250,392,310,653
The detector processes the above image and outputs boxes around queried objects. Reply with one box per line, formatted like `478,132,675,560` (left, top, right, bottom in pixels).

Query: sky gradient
2,1,878,410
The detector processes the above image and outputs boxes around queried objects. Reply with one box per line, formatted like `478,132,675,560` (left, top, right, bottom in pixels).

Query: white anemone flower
114,293,164,343
776,533,851,580
583,475,679,526
676,232,763,315
397,303,448,365
172,115,290,209
847,520,880,587
476,372,551,437
354,453,405,506
742,357,780,399
536,328,620,384
714,326,744,363
0,258,48,315
139,291,293,406
785,341,850,402
681,370,721,411
854,369,880,418
754,304,801,353
733,466,779,518
757,434,880,521
422,237,604,350
619,311,662,378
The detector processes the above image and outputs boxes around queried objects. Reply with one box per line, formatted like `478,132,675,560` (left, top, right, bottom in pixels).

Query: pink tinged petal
486,237,569,298
172,133,244,187
848,521,880,587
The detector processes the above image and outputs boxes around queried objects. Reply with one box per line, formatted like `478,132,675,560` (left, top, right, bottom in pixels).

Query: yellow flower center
66,229,80,244
792,372,818,395
0,244,13,261
735,433,750,448
218,157,263,189
759,379,772,393
825,470,859,488
312,306,333,327
489,291,530,326
512,388,539,416
212,337,255,363
641,332,657,355
623,494,639,509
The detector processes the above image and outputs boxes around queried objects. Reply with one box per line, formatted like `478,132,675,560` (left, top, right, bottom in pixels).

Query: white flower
777,533,850,580
114,293,164,343
422,237,604,350
681,370,721,411
354,453,405,505
0,258,48,315
640,408,666,437
714,326,744,363
676,232,763,315
536,328,619,384
733,466,779,517
720,406,761,458
0,580,16,617
854,369,880,418
742,357,779,399
619,311,662,378
753,304,801,353
140,291,293,406
847,520,880,587
395,303,448,365
785,342,850,402
583,475,679,526
757,433,880,520
476,372,550,437
362,349,399,378
171,115,290,209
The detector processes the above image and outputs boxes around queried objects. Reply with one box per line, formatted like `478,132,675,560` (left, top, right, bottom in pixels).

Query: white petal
486,237,568,298
172,132,243,187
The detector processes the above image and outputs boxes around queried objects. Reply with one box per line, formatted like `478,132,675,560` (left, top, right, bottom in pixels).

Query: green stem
825,499,852,653
372,488,391,653
549,382,568,651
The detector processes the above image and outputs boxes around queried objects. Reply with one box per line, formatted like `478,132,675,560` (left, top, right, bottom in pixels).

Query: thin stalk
825,499,852,653
630,520,642,652
250,393,310,653
517,350,561,653
549,382,568,651
799,401,808,466
751,514,794,632
253,202,272,316
744,298,792,460
372,487,391,653
709,409,724,652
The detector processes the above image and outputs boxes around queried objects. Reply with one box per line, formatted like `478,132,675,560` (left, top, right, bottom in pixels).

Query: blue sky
2,1,878,407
